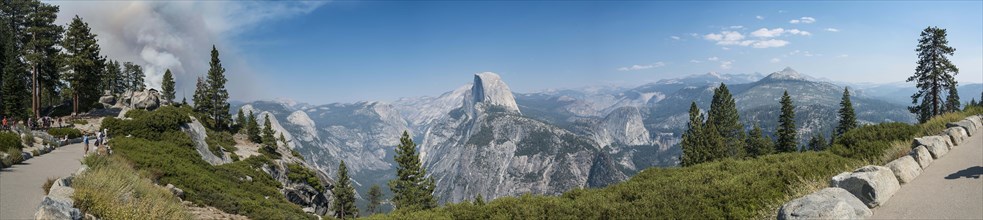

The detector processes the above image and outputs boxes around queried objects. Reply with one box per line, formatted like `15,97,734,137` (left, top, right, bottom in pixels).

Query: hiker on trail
96,131,102,147
83,134,90,155
2,116,7,130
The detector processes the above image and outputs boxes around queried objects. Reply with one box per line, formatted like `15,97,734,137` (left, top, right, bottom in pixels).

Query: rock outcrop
885,155,922,184
909,145,933,169
464,72,521,115
181,117,232,165
778,187,872,220
829,165,900,208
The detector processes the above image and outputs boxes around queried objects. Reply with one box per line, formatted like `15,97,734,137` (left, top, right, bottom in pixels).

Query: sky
49,1,983,104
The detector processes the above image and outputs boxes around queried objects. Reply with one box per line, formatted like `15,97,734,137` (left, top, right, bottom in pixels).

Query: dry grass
920,106,983,136
42,177,58,195
879,140,913,165
72,155,189,219
759,161,861,220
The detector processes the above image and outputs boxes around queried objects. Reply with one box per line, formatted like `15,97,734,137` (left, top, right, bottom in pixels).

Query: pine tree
776,90,798,153
908,26,959,123
261,114,276,147
702,122,726,161
706,83,744,158
161,68,175,103
389,131,436,210
122,62,144,91
807,133,827,151
680,102,705,166
192,77,209,114
744,123,774,157
24,1,62,118
205,45,231,130
102,60,123,94
278,133,288,147
835,88,857,137
332,160,359,219
366,184,383,215
944,82,959,113
1,0,29,118
62,15,105,115
235,109,246,133
2,40,28,120
246,111,261,143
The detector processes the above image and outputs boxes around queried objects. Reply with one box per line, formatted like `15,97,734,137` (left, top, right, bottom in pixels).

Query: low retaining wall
778,114,983,220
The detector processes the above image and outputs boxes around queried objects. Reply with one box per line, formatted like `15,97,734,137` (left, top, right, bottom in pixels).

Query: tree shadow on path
945,166,983,180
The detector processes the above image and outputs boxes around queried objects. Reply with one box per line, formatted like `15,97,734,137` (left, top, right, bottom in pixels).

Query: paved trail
0,143,87,220
871,128,983,219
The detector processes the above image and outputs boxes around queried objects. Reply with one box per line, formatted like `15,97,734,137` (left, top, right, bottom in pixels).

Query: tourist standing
83,134,89,155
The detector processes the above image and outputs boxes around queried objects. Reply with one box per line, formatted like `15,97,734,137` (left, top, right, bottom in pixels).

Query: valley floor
0,143,86,219
870,128,983,219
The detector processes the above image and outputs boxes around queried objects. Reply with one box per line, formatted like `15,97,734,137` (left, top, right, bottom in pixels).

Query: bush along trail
778,112,983,219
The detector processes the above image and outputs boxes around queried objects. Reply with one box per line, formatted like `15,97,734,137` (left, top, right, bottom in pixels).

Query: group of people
0,115,66,131
83,128,109,155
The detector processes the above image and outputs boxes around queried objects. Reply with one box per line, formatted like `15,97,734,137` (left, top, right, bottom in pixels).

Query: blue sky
55,1,983,104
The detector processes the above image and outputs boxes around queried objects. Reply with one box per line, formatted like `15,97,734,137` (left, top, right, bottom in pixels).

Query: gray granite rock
830,165,901,208
885,155,922,184
778,187,872,220
909,145,933,169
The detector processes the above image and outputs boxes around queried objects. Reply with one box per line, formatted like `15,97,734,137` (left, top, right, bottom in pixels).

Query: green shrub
206,130,237,156
0,132,20,152
110,135,313,220
3,148,24,166
101,106,192,141
286,163,325,192
48,127,82,139
830,122,920,163
74,155,189,219
373,152,861,220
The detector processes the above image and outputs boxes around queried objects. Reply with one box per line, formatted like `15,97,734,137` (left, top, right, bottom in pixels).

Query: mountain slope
419,73,617,203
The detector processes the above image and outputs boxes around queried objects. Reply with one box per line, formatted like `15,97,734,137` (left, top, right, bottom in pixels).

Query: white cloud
671,36,681,40
770,58,781,63
690,59,702,63
704,33,723,41
787,29,811,36
720,60,733,69
751,28,810,38
752,39,789,48
825,28,840,32
790,16,816,24
721,47,731,50
689,33,699,38
704,31,751,46
617,62,666,71
708,56,719,61
756,15,764,20
751,28,785,38
55,1,326,101
837,54,849,58
729,25,744,29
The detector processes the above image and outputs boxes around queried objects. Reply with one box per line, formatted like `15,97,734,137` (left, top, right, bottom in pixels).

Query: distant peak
764,67,812,81
781,67,797,73
466,72,520,113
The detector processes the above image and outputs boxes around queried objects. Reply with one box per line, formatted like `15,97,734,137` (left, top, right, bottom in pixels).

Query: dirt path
871,128,983,219
0,143,87,220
